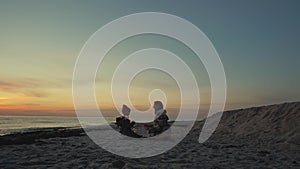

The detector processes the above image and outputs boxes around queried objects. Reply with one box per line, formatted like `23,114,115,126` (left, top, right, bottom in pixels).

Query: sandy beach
0,102,299,168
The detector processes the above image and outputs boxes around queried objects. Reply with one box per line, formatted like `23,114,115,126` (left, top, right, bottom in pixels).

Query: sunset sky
1,1,299,116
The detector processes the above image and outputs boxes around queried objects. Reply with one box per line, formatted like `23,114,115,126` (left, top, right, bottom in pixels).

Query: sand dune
207,102,300,145
0,102,299,168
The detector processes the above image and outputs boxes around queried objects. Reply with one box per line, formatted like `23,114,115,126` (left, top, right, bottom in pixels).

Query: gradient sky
0,1,299,116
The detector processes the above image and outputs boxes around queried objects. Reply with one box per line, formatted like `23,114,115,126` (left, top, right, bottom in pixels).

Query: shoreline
0,120,180,145
0,126,85,146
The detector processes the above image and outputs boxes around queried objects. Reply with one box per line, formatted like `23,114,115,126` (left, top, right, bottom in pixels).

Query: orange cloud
0,78,47,97
0,77,74,115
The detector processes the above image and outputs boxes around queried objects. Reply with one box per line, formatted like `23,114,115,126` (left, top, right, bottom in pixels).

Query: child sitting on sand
115,105,142,138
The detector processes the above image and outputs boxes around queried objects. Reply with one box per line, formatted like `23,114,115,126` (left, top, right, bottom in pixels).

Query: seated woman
115,105,142,138
145,101,170,136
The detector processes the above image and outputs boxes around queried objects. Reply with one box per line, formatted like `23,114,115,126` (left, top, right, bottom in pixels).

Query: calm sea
0,111,204,135
0,116,116,136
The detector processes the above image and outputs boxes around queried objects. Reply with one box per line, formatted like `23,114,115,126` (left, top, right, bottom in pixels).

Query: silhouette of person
146,101,169,136
115,105,141,138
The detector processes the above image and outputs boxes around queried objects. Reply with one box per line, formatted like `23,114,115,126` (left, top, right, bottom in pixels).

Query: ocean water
0,116,116,136
0,112,204,135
